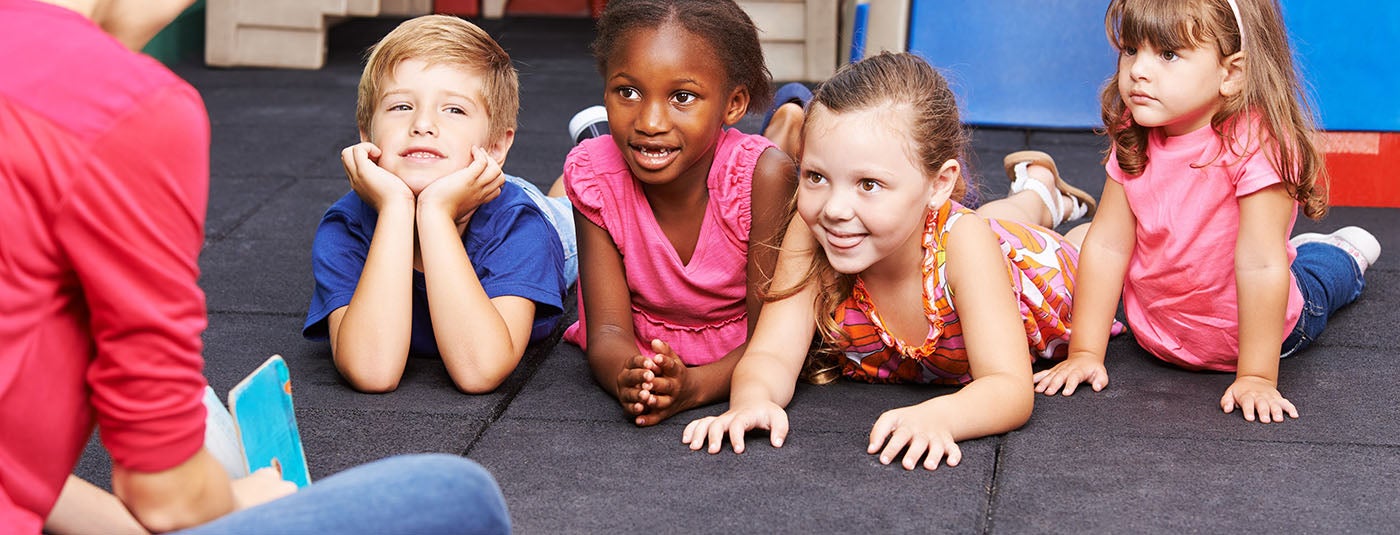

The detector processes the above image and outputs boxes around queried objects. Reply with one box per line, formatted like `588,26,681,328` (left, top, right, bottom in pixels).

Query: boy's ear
359,128,370,143
1220,52,1246,98
486,128,516,166
928,159,960,209
723,86,751,126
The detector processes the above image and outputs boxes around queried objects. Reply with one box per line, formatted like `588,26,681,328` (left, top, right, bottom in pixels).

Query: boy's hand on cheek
419,147,505,223
341,142,413,211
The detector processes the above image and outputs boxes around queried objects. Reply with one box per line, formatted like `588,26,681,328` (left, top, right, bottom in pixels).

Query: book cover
228,355,312,488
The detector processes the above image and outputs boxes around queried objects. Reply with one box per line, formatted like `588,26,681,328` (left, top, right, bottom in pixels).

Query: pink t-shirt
1,1,210,530
1107,122,1303,371
563,128,775,365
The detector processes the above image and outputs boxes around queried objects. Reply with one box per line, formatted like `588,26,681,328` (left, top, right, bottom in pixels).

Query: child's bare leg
762,102,805,158
548,173,566,197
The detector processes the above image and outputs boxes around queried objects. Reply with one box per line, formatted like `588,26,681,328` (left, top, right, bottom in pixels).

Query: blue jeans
1280,242,1366,357
180,454,510,534
507,174,578,288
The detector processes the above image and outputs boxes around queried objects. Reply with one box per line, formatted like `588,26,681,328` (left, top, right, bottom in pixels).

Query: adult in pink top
2,2,510,533
564,129,773,365
0,1,212,530
1107,123,1303,371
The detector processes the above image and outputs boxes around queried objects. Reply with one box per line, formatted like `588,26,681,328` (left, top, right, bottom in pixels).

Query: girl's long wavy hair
766,52,968,384
1101,0,1327,219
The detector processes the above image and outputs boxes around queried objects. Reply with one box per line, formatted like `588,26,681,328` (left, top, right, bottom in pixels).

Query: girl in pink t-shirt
562,0,797,426
1034,0,1379,424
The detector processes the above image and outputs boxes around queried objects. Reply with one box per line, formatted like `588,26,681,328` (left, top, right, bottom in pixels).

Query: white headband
1226,0,1246,51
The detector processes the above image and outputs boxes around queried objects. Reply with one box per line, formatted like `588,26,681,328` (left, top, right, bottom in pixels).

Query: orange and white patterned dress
837,201,1113,385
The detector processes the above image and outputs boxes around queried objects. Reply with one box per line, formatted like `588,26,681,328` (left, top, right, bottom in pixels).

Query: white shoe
568,105,609,144
1291,226,1381,273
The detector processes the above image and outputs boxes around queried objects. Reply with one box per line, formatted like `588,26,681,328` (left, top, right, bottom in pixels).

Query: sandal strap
1011,161,1091,227
1012,161,1066,227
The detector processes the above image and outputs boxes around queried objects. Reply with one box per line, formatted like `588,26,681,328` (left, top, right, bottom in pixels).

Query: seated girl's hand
682,401,789,454
1220,376,1298,424
869,402,962,471
1032,354,1109,396
633,339,692,427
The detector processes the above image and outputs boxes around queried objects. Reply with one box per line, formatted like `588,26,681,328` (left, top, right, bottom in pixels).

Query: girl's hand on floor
868,402,962,471
1220,376,1298,423
1032,355,1109,396
682,401,789,454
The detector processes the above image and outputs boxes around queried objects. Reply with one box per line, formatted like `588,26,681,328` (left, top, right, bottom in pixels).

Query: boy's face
362,59,510,194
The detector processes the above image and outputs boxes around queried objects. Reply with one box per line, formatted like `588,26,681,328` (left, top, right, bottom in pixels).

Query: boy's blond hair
356,15,518,144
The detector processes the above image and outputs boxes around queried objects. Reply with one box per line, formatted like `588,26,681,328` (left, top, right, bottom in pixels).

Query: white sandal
1003,150,1097,227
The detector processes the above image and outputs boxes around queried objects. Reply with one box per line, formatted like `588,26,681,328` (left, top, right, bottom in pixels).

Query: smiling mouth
637,146,673,158
402,149,445,160
630,144,678,170
823,228,866,250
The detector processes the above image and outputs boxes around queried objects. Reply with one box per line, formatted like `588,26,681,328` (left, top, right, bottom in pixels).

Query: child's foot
763,100,805,157
568,105,609,144
760,82,813,134
1291,226,1381,274
1002,150,1097,227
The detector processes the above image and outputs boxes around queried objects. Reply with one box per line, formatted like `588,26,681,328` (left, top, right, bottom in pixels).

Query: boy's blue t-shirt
303,181,567,353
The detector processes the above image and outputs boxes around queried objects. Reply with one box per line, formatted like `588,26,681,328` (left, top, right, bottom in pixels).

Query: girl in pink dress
563,0,797,426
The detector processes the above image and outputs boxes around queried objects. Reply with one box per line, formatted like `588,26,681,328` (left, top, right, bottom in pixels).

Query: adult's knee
396,454,511,534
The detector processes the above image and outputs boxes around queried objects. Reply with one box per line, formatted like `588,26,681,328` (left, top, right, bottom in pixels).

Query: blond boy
304,15,570,393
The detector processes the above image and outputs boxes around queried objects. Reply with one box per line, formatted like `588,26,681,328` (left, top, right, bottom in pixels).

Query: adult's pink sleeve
54,84,211,472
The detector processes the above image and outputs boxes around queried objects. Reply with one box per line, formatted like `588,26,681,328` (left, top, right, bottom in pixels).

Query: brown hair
772,52,968,384
1101,0,1327,218
590,0,774,113
356,15,519,145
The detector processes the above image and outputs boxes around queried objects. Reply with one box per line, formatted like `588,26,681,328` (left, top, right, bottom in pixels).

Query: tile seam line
982,437,1006,535
205,177,301,242
461,345,557,456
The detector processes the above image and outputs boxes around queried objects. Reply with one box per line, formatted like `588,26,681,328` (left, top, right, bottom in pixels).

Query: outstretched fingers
681,405,789,454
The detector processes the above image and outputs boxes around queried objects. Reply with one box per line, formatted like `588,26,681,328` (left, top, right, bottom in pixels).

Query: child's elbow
1011,389,1034,428
335,361,403,393
442,345,519,394
345,374,402,394
449,371,508,395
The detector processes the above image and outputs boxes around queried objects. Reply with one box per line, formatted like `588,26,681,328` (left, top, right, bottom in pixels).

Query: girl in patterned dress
683,52,1110,470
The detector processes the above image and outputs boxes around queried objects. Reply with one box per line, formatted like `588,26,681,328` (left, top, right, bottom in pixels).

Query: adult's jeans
182,454,510,534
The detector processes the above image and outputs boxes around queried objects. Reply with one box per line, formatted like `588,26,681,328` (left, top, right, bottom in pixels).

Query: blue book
223,355,312,488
